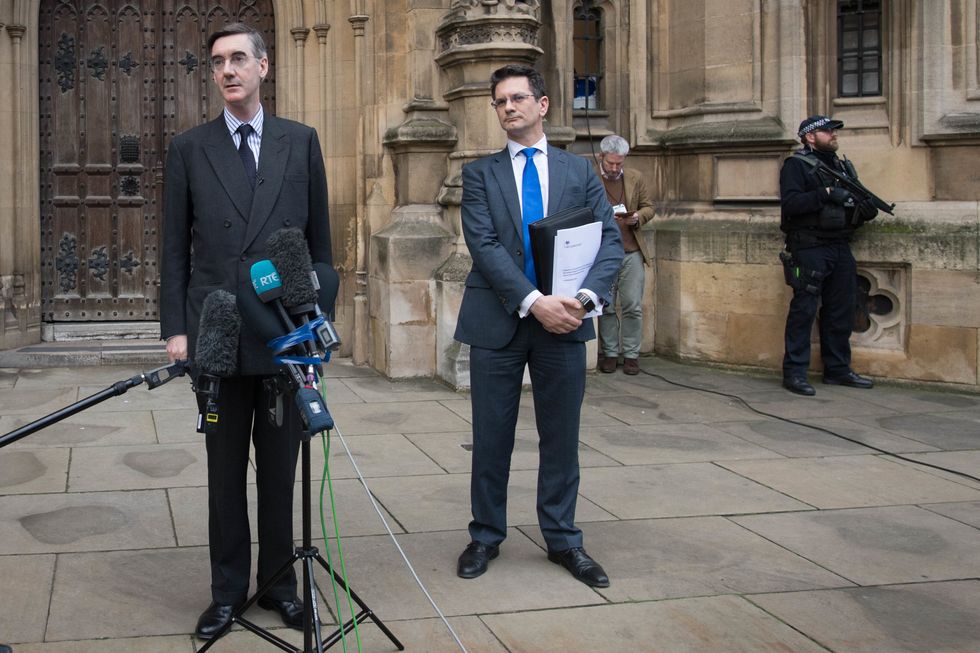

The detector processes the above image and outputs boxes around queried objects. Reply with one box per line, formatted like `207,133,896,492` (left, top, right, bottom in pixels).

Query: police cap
797,115,844,138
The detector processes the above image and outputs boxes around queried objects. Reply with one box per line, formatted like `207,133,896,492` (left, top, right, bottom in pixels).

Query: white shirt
506,136,599,317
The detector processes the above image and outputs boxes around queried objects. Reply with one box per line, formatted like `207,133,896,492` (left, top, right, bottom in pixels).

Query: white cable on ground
332,423,471,653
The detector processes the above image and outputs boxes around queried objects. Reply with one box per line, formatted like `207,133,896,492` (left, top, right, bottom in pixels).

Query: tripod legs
196,545,404,652
197,436,402,652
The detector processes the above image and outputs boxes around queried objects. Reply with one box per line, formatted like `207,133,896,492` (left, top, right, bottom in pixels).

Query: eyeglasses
210,52,253,72
490,93,537,109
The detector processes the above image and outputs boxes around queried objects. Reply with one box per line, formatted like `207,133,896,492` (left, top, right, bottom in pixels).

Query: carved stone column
433,0,543,387
0,22,40,349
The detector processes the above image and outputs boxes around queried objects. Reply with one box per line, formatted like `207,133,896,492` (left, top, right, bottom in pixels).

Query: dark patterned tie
237,123,256,188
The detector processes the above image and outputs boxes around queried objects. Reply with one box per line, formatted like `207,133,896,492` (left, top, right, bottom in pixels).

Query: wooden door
38,0,275,321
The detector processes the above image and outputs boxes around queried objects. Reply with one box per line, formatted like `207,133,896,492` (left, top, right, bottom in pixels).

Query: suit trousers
468,317,586,553
202,375,301,604
782,242,856,380
598,250,646,359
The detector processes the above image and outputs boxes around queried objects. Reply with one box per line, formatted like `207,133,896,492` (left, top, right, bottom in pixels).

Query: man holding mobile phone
594,135,656,375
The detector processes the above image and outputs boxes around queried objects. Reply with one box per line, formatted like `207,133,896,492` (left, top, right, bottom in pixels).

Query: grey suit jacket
160,114,332,375
454,145,623,350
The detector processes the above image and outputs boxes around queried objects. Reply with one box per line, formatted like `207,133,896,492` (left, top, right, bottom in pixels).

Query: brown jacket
598,166,656,265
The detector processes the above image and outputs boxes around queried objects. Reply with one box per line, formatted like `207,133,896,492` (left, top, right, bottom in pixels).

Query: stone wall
650,203,980,390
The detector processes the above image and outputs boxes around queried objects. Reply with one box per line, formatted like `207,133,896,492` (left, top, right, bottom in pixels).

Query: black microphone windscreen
311,262,339,314
195,290,241,377
267,228,317,308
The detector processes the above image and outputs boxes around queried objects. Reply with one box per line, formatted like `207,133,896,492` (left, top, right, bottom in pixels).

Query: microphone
268,228,317,308
244,257,334,435
193,289,241,434
266,228,341,351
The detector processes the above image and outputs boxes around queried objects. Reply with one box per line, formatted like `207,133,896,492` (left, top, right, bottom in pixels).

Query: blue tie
520,147,544,287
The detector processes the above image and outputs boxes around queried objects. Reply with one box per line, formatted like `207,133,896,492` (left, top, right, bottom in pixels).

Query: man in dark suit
160,23,332,639
454,64,623,587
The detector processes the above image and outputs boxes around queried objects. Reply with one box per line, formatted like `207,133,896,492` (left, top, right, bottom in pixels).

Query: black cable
637,367,980,485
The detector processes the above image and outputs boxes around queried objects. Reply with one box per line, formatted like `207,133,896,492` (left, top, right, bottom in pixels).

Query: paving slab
852,387,980,415
0,447,69,494
582,389,754,425
733,505,980,585
1,409,158,448
711,416,941,458
522,518,851,602
306,432,448,479
853,411,980,450
0,553,55,643
0,489,175,554
718,454,980,509
15,636,195,653
923,501,980,529
308,529,603,622
0,386,78,416
439,395,624,429
44,546,299,641
169,478,403,547
750,580,980,653
340,375,461,403
78,378,197,413
901,450,980,485
579,463,812,519
579,422,781,465
8,365,149,388
584,368,687,396
481,595,830,653
364,471,617,533
404,429,619,474
153,409,204,444
326,400,471,435
733,388,897,419
68,441,208,491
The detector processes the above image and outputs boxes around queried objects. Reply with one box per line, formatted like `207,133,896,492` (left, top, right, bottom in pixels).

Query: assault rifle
792,153,895,215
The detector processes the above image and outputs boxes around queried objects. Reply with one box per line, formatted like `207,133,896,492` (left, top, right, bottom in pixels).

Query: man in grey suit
454,64,623,587
160,23,332,639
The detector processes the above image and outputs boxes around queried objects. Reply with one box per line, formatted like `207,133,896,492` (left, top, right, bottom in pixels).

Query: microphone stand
197,365,403,653
0,361,189,449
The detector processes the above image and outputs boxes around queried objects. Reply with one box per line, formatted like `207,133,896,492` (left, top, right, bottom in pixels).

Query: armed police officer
779,115,880,396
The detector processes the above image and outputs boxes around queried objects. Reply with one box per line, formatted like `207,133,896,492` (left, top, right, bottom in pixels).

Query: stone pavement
1,356,979,652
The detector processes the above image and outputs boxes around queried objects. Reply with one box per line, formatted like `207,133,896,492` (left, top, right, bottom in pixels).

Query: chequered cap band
799,117,837,137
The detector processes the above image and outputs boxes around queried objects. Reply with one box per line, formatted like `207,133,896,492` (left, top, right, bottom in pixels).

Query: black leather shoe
457,541,499,579
195,601,241,640
783,377,816,396
547,547,610,588
823,371,874,389
257,596,305,630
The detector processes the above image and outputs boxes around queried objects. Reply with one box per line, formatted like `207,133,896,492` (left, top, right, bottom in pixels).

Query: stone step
41,321,161,341
0,338,167,369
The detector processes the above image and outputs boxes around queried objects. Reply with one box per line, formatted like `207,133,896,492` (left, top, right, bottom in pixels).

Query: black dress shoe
457,541,499,579
257,595,305,630
782,377,816,396
823,371,874,389
547,547,610,588
195,601,241,640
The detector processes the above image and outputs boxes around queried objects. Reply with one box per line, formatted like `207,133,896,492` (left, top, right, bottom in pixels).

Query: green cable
318,430,349,653
318,381,363,651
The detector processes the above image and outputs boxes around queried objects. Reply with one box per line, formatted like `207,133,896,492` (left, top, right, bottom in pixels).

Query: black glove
856,197,879,222
826,187,854,206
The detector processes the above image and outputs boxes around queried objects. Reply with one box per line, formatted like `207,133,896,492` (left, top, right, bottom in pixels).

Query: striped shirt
223,106,263,168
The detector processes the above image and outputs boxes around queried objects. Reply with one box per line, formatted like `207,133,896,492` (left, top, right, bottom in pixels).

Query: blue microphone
250,259,284,302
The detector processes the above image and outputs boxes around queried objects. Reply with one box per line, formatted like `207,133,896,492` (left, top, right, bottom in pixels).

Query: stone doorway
37,0,275,323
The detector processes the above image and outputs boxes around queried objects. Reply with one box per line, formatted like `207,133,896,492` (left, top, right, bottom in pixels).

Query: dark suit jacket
160,114,332,375
454,145,623,350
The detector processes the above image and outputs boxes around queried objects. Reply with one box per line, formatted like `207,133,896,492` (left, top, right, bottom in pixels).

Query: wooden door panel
39,0,275,322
